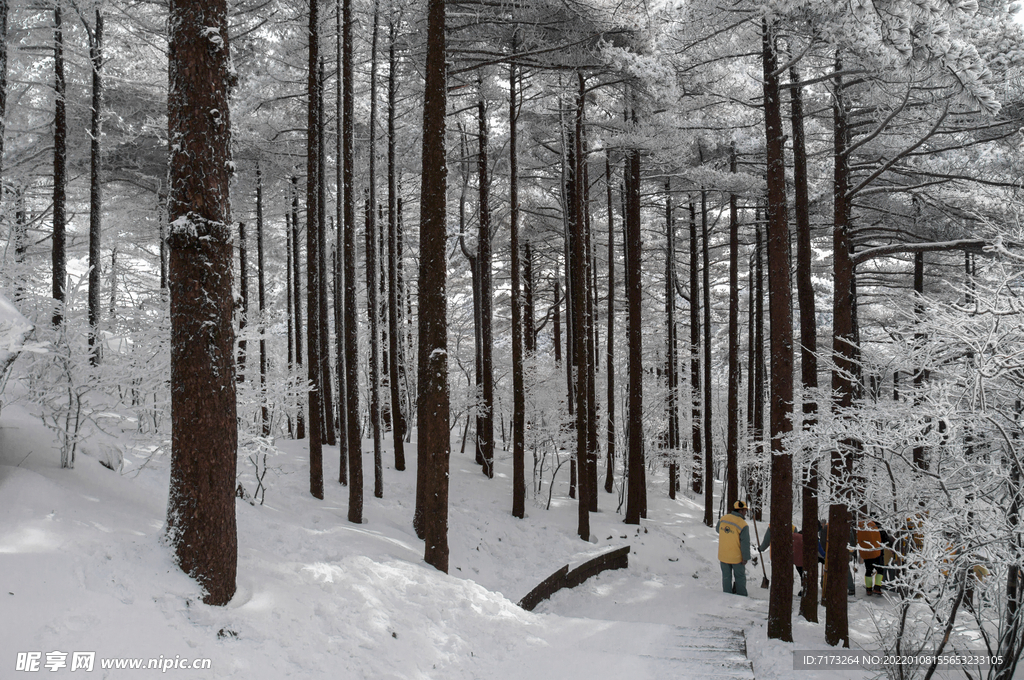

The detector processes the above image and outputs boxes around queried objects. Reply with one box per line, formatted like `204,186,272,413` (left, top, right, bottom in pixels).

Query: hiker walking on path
717,501,751,596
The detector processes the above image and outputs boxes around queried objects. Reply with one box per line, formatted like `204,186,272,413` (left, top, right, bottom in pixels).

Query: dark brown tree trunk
604,155,616,494
666,182,679,500
306,0,324,501
752,217,765,520
286,218,295,438
87,9,103,366
165,0,237,606
238,223,249,382
762,20,794,642
701,190,714,528
510,53,526,519
624,103,645,524
689,202,702,495
524,241,535,354
256,163,269,435
726,148,740,511
792,66,820,624
317,57,336,449
343,0,363,523
570,76,590,539
827,57,854,649
52,0,66,328
292,177,306,440
387,13,405,472
478,91,495,479
335,0,348,482
417,0,450,571
367,3,383,499
580,102,598,513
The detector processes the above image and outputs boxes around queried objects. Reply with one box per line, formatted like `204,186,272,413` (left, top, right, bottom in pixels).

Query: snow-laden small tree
791,256,1024,679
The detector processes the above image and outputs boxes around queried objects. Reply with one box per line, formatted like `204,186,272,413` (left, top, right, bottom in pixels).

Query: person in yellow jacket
717,500,751,596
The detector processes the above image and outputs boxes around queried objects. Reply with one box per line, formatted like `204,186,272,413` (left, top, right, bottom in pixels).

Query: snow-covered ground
1,398,918,679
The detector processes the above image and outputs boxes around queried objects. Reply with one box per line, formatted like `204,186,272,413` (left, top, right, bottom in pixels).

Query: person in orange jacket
857,516,885,595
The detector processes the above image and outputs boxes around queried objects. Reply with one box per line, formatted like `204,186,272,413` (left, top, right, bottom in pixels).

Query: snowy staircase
651,625,755,679
529,620,755,680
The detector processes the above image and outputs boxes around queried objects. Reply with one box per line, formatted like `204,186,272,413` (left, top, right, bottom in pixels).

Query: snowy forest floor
0,399,949,679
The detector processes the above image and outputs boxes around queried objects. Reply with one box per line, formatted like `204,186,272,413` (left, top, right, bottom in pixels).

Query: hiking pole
750,507,770,589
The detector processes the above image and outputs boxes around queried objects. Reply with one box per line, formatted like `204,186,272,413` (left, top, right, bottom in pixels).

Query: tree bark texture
726,149,739,512
306,0,324,501
689,203,702,495
291,177,306,440
87,9,103,366
478,93,495,479
604,155,616,495
762,20,794,642
417,0,450,571
52,0,67,327
792,66,820,624
827,58,854,649
624,123,645,525
510,55,526,519
387,14,405,472
343,0,363,524
165,0,237,606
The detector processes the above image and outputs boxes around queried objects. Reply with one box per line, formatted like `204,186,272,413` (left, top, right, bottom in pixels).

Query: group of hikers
715,500,950,600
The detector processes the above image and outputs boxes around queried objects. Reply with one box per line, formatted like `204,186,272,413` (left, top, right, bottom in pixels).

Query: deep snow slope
1,403,871,679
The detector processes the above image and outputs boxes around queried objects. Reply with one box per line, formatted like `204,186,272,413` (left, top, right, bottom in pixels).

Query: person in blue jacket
716,500,751,596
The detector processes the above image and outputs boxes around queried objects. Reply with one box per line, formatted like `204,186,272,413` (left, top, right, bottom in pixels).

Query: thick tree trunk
792,66,820,624
165,0,237,606
335,0,348,482
286,220,295,438
317,56,335,449
87,10,103,366
573,78,591,538
367,4,383,499
52,0,66,328
665,182,679,500
623,106,645,524
604,155,616,494
726,148,740,511
387,14,405,472
478,92,495,479
306,0,324,501
701,190,714,528
827,58,854,649
510,54,526,519
417,0,450,571
343,0,363,524
762,20,795,642
752,218,765,520
689,203,702,495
